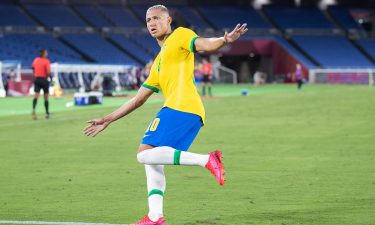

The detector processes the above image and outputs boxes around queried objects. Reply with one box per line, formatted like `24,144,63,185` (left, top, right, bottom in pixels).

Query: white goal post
309,68,375,85
214,64,238,84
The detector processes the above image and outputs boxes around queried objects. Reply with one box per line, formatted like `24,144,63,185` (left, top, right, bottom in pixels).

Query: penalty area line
0,221,129,225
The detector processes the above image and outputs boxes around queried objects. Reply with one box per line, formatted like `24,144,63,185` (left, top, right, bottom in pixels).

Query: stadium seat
242,35,316,69
357,39,375,60
99,5,142,27
0,34,82,67
110,34,154,64
73,4,113,28
293,35,373,68
62,34,138,64
0,3,36,26
172,6,210,29
0,1,373,73
264,6,334,29
130,34,160,56
132,5,211,30
328,6,361,30
24,3,87,27
198,5,270,29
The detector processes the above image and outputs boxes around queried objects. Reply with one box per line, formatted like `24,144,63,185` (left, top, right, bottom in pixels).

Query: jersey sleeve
142,57,160,93
31,59,36,69
178,27,200,53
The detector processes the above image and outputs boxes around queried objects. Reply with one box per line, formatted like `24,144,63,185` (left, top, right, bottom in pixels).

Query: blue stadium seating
271,36,316,68
198,6,270,29
0,3,36,26
0,34,82,67
242,35,316,68
0,2,373,71
62,34,137,64
131,34,160,56
132,5,210,29
173,6,210,29
293,35,373,68
73,4,113,28
110,34,153,64
357,39,375,60
130,5,148,22
24,4,86,27
328,6,360,30
99,5,142,27
264,6,334,29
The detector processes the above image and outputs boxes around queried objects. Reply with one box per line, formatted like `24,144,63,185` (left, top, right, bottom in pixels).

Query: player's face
146,9,171,38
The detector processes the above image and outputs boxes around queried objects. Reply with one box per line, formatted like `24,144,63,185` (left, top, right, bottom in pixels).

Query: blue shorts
141,107,202,151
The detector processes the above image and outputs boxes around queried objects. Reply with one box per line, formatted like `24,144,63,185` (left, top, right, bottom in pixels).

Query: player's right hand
83,118,109,137
87,118,105,125
224,23,248,43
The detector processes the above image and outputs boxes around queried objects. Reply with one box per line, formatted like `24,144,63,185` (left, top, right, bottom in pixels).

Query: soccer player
31,49,51,119
83,5,247,225
295,63,304,90
201,58,213,96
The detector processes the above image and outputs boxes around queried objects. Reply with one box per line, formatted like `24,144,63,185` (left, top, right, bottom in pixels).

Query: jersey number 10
147,118,160,132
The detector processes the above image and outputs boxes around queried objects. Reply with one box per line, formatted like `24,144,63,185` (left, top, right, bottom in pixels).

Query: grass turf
0,84,374,225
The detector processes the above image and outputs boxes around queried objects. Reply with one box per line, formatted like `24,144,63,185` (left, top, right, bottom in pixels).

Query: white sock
146,164,165,222
137,146,209,167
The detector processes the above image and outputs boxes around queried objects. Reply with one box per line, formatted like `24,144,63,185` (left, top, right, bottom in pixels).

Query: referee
31,49,51,120
201,58,213,96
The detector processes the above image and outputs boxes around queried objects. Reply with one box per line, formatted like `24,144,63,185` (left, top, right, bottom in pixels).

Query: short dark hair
147,5,169,15
39,49,47,57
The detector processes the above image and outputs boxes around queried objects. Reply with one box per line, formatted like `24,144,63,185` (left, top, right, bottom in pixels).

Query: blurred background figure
145,59,153,76
295,64,304,90
254,71,266,86
134,66,143,88
31,49,51,120
2,70,11,96
194,60,203,87
202,58,213,96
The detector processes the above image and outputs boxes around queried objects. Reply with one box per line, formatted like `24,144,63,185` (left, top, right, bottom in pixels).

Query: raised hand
224,23,248,44
83,118,109,137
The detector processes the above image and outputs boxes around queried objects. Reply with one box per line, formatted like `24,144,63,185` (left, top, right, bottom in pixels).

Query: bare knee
138,144,154,153
137,144,154,164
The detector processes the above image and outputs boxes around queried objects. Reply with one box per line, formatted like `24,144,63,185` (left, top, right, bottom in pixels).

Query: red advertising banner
8,80,32,96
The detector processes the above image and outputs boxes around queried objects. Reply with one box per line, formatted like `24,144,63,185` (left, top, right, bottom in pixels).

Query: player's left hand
83,118,109,137
224,23,248,43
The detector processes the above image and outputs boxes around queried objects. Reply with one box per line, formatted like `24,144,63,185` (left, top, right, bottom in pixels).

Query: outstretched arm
194,23,248,52
83,87,154,137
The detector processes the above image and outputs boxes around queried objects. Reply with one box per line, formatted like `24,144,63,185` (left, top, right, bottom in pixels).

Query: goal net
0,60,21,97
51,63,136,94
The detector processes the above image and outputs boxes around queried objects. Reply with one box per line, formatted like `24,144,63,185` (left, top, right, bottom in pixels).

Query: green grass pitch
0,84,374,225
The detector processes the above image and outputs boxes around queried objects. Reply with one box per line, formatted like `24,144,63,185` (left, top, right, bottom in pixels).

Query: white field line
0,221,128,225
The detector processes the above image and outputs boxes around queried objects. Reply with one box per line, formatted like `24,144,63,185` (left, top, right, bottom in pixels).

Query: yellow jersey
143,27,205,124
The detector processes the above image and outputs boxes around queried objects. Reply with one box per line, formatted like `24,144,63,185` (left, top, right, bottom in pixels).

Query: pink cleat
132,215,166,225
205,150,225,185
